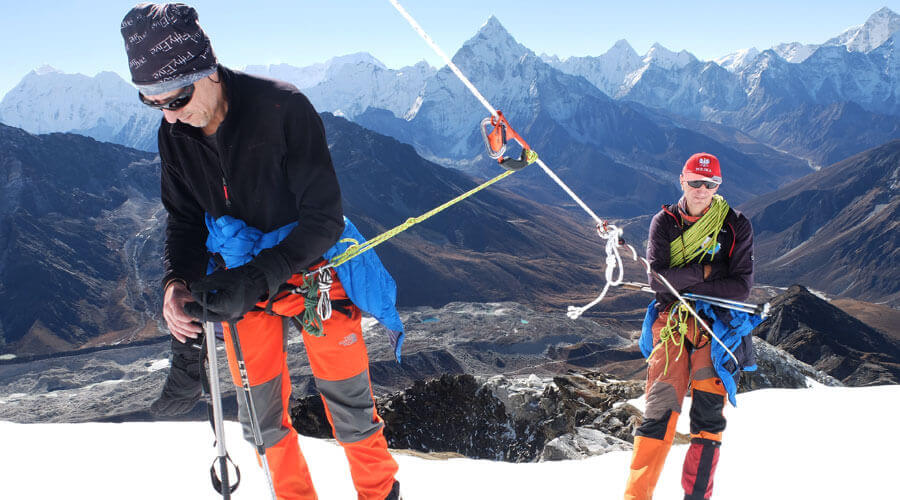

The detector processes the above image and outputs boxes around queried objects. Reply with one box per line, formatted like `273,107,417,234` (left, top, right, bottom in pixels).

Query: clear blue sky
0,1,897,97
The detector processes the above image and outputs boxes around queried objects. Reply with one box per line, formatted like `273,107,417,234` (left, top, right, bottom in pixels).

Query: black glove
150,337,203,416
185,264,269,322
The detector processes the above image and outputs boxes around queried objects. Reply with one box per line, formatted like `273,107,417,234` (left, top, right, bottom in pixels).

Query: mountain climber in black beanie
121,4,401,499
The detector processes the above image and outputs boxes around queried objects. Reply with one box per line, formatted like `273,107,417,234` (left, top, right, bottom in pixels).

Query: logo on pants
338,333,358,347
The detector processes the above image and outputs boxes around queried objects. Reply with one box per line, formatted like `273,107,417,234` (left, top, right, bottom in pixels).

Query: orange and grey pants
624,308,728,500
222,270,398,500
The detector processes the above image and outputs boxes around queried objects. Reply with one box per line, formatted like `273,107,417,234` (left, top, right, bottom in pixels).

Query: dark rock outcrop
753,285,900,385
380,374,529,460
740,336,842,391
290,371,644,463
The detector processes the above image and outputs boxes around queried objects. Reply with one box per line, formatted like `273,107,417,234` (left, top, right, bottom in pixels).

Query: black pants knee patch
689,389,726,436
635,409,674,440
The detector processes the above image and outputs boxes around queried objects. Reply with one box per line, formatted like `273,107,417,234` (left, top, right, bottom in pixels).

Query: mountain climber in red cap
624,152,755,500
120,3,401,499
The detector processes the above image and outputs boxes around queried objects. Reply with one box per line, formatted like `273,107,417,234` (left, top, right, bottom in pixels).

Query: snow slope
1,384,897,499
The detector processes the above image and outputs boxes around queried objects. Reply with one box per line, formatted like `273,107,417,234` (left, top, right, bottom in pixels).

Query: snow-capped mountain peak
753,8,900,65
34,64,62,76
460,15,532,63
609,39,638,58
325,52,387,71
479,15,507,37
0,68,160,150
539,39,642,97
642,43,697,70
714,47,760,73
244,52,387,90
771,41,818,63
825,7,900,53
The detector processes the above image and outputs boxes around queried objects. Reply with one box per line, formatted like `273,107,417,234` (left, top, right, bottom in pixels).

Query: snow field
0,384,897,499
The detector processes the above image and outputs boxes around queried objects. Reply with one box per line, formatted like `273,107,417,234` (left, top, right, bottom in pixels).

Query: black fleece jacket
157,66,344,290
646,198,754,309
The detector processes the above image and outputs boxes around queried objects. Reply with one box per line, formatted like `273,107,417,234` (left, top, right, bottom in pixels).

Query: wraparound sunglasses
686,179,720,189
139,83,195,111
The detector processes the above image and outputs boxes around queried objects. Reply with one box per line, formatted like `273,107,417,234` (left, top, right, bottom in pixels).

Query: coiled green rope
669,195,729,267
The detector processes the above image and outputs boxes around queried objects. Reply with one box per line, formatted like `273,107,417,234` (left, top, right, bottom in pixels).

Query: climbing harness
386,0,745,366
290,267,333,337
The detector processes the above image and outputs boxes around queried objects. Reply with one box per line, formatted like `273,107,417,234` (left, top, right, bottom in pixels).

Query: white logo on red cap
695,157,713,173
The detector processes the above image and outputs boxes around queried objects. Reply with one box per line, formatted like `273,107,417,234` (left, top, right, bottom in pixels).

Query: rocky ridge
0,297,853,463
753,286,900,385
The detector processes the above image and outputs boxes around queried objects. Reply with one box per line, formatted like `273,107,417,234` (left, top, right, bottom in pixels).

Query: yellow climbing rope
649,302,693,375
327,164,527,269
669,195,730,267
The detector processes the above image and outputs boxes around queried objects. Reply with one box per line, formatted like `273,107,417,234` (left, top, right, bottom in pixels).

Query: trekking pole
202,297,240,498
226,320,278,500
684,292,770,318
620,283,768,317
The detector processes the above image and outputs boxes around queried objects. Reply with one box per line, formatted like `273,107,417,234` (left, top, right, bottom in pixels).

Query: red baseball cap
682,152,722,184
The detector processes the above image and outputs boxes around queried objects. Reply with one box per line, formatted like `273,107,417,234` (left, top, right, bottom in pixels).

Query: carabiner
479,110,537,171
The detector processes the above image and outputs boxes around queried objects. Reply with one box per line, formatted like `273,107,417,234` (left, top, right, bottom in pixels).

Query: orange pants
223,270,398,500
625,309,728,500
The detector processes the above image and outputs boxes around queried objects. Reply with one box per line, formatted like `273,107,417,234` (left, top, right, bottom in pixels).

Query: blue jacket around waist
640,299,762,406
205,213,405,361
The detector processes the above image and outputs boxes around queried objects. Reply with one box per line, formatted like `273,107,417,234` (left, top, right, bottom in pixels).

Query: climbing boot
385,480,402,500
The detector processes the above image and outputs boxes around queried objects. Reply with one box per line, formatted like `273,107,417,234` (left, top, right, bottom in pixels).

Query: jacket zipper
222,176,231,209
216,133,232,211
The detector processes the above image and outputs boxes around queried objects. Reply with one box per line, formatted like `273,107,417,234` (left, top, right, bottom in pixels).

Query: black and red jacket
646,198,754,309
157,66,344,289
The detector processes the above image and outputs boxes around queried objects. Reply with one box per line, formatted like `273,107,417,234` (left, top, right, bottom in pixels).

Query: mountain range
6,9,900,172
353,16,813,218
741,140,900,305
543,8,900,167
1,7,898,355
0,114,621,355
0,66,160,152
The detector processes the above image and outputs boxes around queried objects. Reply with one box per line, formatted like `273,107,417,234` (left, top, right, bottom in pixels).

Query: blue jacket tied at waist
640,299,762,406
204,214,405,361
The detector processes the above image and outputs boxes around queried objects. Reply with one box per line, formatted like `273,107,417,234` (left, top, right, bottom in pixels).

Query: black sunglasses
686,179,720,189
139,83,195,111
